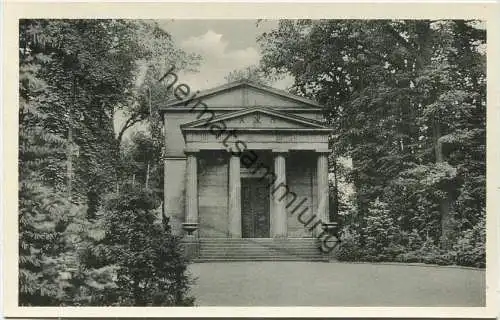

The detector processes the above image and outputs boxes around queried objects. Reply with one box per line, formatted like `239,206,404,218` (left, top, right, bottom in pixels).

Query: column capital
184,147,200,155
272,148,289,154
315,148,332,154
227,150,241,157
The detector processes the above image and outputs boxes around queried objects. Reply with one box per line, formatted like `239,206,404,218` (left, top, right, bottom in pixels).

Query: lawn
187,261,485,306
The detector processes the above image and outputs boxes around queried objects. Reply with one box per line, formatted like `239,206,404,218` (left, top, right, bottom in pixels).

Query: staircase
194,238,328,262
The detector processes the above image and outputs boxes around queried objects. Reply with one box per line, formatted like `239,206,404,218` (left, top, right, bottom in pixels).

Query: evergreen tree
258,19,485,265
89,187,194,306
19,19,199,305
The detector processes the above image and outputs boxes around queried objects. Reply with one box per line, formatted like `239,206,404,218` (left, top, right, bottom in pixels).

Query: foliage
336,201,486,268
225,65,269,85
18,182,68,305
18,19,197,305
118,131,163,194
19,20,71,304
259,19,485,267
20,19,197,217
337,200,404,262
335,227,363,261
453,212,486,268
86,186,194,306
362,200,405,261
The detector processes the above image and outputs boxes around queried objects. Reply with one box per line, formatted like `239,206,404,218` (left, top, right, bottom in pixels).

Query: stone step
194,238,326,262
199,241,317,245
200,241,315,247
200,247,319,252
196,256,325,261
194,257,328,262
199,244,318,246
200,247,318,251
199,251,322,255
200,247,318,249
200,248,319,253
200,245,318,251
200,240,315,244
199,255,323,259
195,255,327,259
199,245,318,248
198,239,315,241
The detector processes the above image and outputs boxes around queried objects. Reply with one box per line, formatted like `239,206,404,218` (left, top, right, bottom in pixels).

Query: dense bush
336,227,363,261
337,200,485,268
19,185,195,306
259,20,486,270
83,186,195,306
19,181,70,305
18,19,197,306
453,213,486,268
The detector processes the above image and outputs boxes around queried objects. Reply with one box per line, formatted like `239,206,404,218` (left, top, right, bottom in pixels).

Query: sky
157,19,293,91
116,20,292,138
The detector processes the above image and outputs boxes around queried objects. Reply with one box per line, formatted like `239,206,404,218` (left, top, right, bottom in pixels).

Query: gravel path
187,261,485,306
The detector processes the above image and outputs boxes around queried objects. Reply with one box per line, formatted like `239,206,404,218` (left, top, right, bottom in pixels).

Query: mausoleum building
159,79,336,261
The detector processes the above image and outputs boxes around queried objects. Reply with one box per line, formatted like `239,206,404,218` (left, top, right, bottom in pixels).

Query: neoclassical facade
159,80,334,259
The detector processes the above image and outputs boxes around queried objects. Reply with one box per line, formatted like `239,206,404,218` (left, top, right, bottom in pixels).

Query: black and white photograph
3,2,498,318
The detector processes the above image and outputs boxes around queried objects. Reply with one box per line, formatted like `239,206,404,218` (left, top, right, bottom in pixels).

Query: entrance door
241,178,270,238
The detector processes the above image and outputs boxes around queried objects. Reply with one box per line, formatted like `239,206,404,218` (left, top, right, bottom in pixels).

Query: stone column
228,153,242,238
163,113,171,232
317,150,330,224
184,149,199,237
272,150,288,238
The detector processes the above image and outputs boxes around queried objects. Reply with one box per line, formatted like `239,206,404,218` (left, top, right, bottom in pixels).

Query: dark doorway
241,178,270,238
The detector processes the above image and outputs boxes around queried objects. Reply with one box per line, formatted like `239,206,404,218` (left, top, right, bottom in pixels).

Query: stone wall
164,158,186,236
198,151,229,237
286,152,316,238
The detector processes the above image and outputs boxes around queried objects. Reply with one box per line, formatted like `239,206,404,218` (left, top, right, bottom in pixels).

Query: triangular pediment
165,80,321,109
181,108,329,130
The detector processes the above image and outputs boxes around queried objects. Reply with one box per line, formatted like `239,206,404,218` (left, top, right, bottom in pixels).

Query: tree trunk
433,116,453,248
145,162,150,189
433,117,443,163
67,122,72,201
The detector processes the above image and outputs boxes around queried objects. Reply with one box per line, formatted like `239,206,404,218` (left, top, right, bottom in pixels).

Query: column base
272,235,288,240
318,237,341,260
182,222,199,235
181,237,200,260
315,223,341,261
321,222,339,234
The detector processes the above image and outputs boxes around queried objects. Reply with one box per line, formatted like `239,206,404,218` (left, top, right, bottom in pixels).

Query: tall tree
225,65,269,85
258,20,486,247
20,19,198,218
18,19,199,304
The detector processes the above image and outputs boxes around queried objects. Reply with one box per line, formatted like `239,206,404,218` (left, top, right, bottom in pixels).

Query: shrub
335,199,485,268
453,214,486,268
337,200,403,262
362,199,403,261
18,181,72,306
89,185,194,306
336,227,363,261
